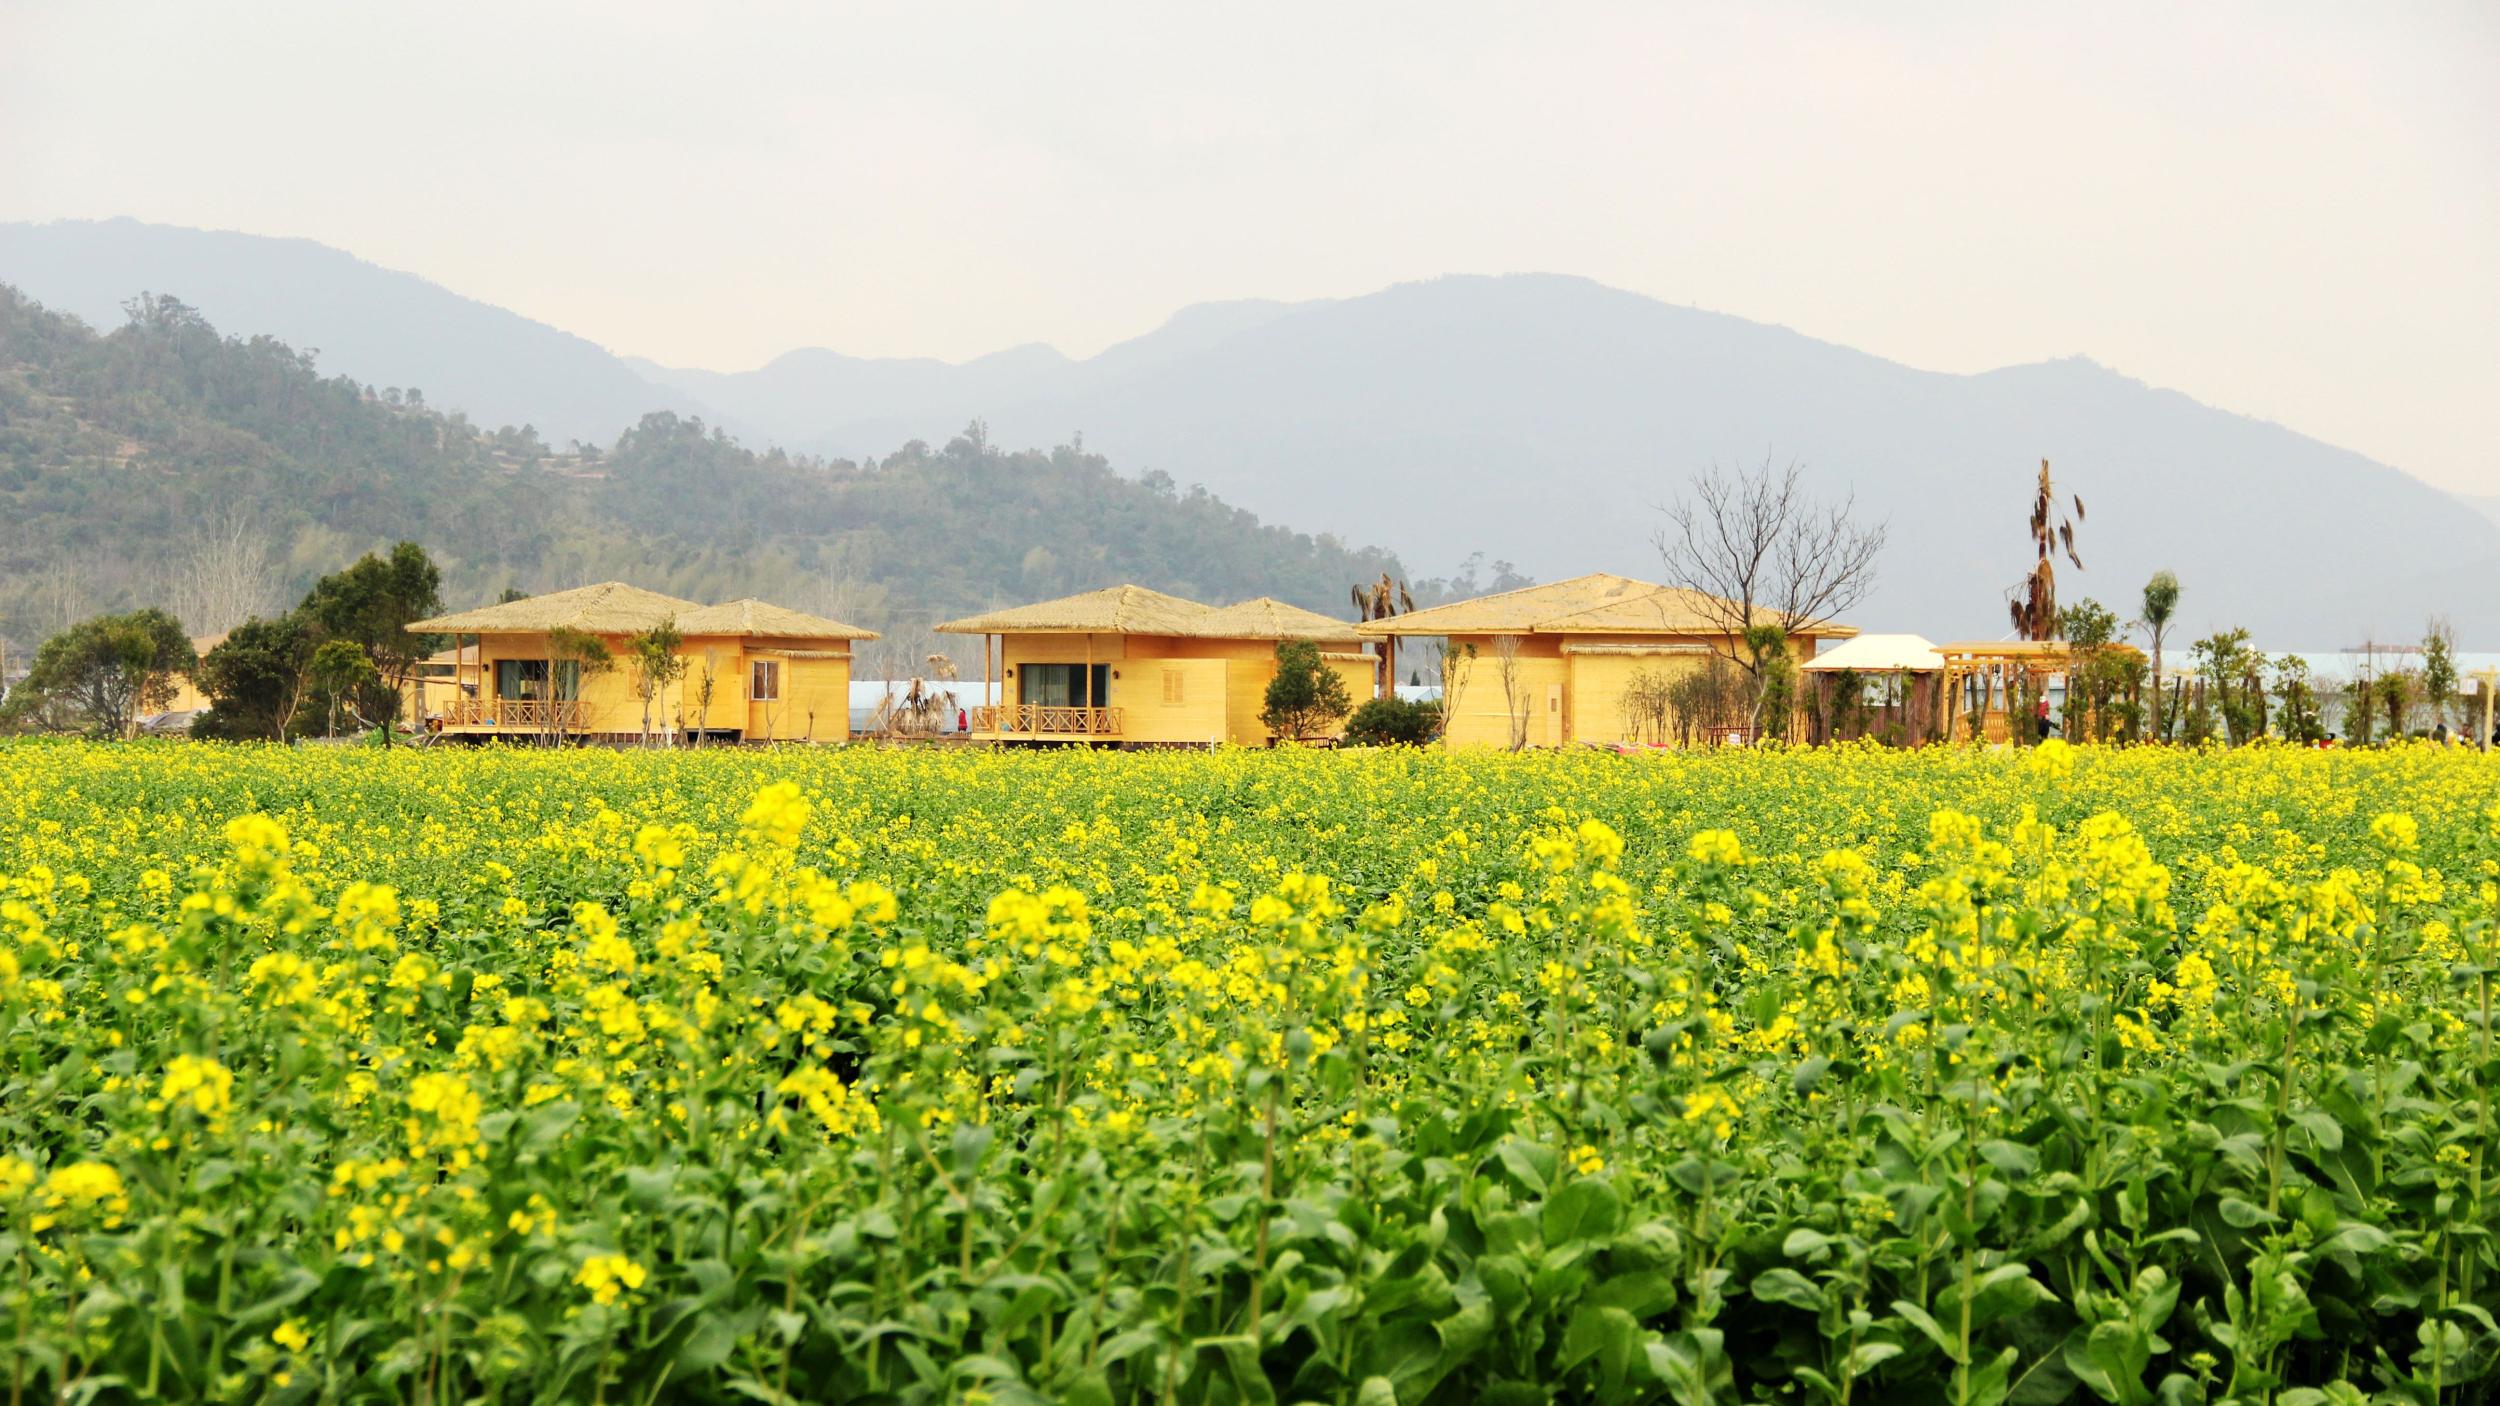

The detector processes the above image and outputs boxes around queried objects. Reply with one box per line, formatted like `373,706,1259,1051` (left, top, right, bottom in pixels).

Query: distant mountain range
8,217,2492,646
0,218,714,442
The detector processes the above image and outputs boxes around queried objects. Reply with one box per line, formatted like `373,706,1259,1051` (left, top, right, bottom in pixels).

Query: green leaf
1783,1227,1837,1261
675,1315,742,1375
1844,1341,1904,1375
1891,1299,1964,1363
2063,1321,2154,1406
1793,1055,1833,1095
1938,1263,2056,1331
1960,1346,2020,1406
1749,1267,1826,1312
2290,1109,2343,1152
1434,1300,1493,1372
1561,1304,1643,1391
1195,1335,1276,1406
951,1122,995,1176
1978,1139,2041,1180
2318,1221,2392,1256
1495,1140,1553,1195
1540,1177,1623,1245
2216,1196,2277,1229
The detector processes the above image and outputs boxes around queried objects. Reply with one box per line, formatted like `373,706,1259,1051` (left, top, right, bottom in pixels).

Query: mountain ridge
6,223,2488,645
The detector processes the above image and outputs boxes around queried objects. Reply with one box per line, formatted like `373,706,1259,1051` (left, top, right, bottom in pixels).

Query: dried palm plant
1351,572,1416,695
2009,459,2084,641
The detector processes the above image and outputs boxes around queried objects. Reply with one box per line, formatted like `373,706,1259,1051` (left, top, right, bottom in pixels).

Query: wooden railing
970,704,1124,736
439,697,591,730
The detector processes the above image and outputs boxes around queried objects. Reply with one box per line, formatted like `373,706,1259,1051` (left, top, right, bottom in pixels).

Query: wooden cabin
406,582,876,743
1356,573,1856,748
936,586,1373,746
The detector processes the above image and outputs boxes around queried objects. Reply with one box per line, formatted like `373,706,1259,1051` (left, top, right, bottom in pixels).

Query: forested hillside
0,287,1410,661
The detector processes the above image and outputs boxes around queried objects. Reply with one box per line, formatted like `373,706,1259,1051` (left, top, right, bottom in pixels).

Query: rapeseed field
2,739,2497,1404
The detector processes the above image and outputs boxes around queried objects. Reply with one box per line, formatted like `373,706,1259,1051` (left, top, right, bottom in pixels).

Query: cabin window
494,660,580,701
1020,664,1109,709
750,658,781,702
1161,668,1185,705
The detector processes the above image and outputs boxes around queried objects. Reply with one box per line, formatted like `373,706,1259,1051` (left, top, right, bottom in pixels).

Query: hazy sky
5,1,2495,494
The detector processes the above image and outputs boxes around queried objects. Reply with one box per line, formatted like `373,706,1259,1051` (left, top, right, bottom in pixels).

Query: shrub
1342,695,1442,747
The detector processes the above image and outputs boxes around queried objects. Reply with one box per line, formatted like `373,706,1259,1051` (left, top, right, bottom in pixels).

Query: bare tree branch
1654,454,1888,671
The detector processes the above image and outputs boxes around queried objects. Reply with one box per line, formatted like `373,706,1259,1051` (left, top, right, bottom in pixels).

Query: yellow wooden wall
670,635,750,737
992,633,1375,746
457,631,852,741
746,655,852,742
1434,632,1826,748
466,631,647,735
1567,651,1713,744
1438,636,1567,748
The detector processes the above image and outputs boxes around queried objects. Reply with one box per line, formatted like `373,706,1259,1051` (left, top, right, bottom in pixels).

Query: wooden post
982,632,991,735
1084,633,1095,735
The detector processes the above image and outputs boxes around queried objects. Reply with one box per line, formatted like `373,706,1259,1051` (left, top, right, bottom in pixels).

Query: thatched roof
935,585,1218,636
1357,573,1858,639
408,582,701,635
679,598,878,641
1200,598,1365,644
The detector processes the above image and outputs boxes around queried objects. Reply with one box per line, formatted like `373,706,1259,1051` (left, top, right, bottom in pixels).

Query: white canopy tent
1798,634,1946,674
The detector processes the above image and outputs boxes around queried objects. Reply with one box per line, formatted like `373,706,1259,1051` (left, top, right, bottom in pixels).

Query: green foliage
308,637,381,737
1260,640,1354,741
6,607,193,736
2270,656,2326,744
2140,571,2180,741
2058,599,2144,743
1745,624,1798,741
2377,671,2415,740
191,612,319,740
0,289,1410,648
2422,624,2457,733
301,541,442,741
626,618,689,743
0,742,2494,1403
2190,628,2266,746
1341,695,1441,747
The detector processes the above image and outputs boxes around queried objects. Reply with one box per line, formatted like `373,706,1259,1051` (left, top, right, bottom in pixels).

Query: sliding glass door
1020,664,1110,708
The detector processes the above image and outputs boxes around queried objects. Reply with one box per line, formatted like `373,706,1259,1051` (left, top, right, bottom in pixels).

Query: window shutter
1162,669,1185,705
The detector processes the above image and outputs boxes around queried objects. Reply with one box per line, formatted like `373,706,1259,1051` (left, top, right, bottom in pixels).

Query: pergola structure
1936,639,2144,743
2467,668,2498,752
1799,634,1947,744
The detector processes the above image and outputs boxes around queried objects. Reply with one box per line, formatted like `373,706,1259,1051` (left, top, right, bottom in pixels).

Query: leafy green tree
1749,625,1800,742
2377,670,2415,740
2139,571,2180,742
2190,628,2266,746
2345,675,2377,745
626,618,688,746
2270,655,2325,743
13,609,194,737
302,542,442,744
2057,599,2142,743
1342,695,1441,747
2422,620,2457,735
193,613,321,740
309,638,381,738
1260,640,1353,742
